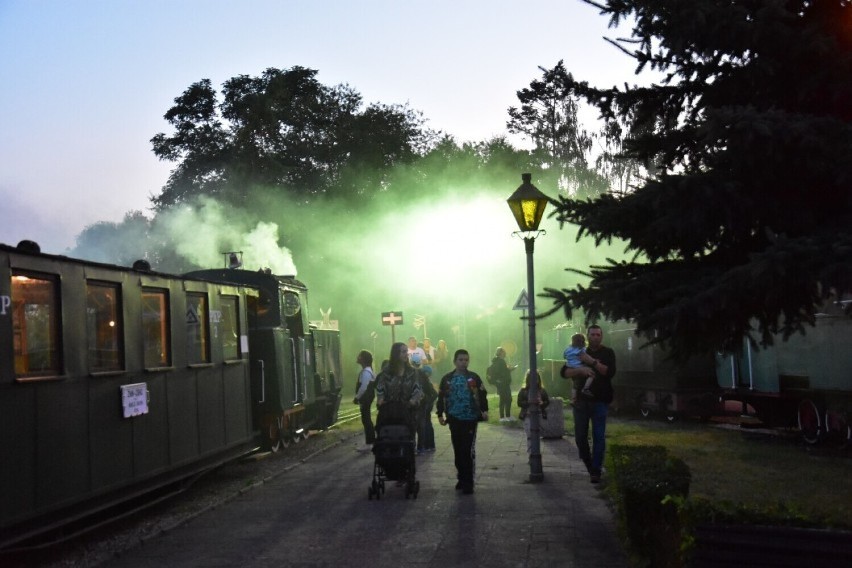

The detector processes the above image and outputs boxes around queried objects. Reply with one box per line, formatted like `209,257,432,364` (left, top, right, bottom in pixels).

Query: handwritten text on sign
121,382,149,418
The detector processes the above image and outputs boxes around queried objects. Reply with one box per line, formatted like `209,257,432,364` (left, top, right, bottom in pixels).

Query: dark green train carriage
0,241,342,548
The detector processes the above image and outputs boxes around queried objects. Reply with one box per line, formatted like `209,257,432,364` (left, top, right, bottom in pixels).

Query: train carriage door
281,288,307,403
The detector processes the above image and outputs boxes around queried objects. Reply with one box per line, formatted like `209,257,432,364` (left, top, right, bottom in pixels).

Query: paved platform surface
106,417,628,567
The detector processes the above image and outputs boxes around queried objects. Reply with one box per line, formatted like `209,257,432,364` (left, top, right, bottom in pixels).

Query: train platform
106,413,628,567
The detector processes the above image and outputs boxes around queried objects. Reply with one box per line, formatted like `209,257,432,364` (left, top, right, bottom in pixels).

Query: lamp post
507,172,549,483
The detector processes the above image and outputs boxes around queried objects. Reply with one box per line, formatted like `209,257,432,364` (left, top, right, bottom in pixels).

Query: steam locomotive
0,241,342,549
540,308,852,446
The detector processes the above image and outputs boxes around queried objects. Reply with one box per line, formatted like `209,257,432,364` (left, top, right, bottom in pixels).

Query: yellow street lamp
507,173,549,483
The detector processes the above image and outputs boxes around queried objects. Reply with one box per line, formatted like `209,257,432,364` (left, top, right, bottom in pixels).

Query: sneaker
455,481,463,490
580,388,594,399
462,484,474,494
590,470,602,484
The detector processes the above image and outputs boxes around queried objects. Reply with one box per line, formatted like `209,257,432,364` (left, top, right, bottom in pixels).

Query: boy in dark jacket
436,349,488,494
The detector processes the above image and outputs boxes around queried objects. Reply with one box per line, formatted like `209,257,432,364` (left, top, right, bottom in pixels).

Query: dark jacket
517,386,550,420
436,370,488,422
486,356,512,388
563,344,616,404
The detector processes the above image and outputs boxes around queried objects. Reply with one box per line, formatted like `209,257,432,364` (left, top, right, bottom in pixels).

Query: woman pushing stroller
375,342,424,429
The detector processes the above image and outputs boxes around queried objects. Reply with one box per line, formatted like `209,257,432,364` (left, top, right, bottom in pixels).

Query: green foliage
608,444,691,568
150,66,437,209
541,0,852,358
508,60,637,199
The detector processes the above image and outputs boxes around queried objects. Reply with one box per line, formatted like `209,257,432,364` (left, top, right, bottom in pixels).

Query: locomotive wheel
797,399,822,445
825,410,850,448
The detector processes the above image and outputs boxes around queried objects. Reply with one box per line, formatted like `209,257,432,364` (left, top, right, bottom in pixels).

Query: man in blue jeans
561,325,616,483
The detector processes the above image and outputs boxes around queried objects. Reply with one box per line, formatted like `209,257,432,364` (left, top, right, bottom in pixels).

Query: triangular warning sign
513,289,529,311
186,304,199,324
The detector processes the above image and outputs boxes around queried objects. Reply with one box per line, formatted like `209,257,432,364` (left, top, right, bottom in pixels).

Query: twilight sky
0,0,638,253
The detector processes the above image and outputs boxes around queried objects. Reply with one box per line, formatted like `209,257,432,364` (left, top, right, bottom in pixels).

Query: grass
600,413,852,529
481,392,850,528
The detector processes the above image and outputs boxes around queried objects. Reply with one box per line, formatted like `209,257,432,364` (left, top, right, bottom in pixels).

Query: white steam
162,198,297,275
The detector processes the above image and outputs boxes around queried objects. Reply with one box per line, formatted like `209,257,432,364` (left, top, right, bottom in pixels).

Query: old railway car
185,267,343,451
538,322,720,421
717,300,852,445
0,241,342,548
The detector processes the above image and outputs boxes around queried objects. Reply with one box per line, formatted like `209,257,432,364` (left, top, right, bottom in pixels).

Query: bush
608,444,691,568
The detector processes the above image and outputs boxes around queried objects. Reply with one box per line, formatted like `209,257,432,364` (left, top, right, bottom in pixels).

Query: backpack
486,363,497,385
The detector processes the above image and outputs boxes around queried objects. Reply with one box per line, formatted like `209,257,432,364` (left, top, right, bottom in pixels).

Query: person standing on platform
560,325,616,484
422,337,436,365
433,339,451,376
487,346,517,422
407,336,427,366
353,350,376,452
416,365,437,454
436,349,488,494
517,370,550,455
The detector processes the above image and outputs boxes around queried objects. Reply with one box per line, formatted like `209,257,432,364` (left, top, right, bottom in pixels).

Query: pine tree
543,0,852,356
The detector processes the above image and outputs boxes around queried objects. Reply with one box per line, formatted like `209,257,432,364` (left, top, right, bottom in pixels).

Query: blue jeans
572,400,608,474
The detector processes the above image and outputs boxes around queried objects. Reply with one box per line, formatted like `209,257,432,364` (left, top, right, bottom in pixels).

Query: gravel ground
3,420,363,568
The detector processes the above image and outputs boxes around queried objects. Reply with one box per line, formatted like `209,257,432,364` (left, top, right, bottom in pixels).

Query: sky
0,0,639,253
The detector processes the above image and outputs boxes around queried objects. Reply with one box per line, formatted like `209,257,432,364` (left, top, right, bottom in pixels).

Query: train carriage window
186,293,210,365
219,295,240,361
11,272,62,378
142,289,171,368
86,282,124,371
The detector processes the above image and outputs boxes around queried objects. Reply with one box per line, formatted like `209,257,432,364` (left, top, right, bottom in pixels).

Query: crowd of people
352,325,616,490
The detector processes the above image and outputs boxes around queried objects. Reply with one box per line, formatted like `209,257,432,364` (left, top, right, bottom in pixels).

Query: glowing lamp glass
507,173,548,232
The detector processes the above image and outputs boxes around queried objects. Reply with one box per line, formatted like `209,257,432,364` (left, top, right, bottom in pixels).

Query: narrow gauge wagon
539,322,721,421
0,241,342,549
185,267,343,451
607,323,721,421
717,300,852,445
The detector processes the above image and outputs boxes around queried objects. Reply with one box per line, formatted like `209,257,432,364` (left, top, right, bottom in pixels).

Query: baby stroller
368,402,419,500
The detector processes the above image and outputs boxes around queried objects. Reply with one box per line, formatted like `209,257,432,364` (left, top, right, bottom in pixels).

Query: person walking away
433,339,451,376
436,349,488,494
353,350,376,452
560,325,616,484
487,346,517,422
517,370,551,455
416,365,437,454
